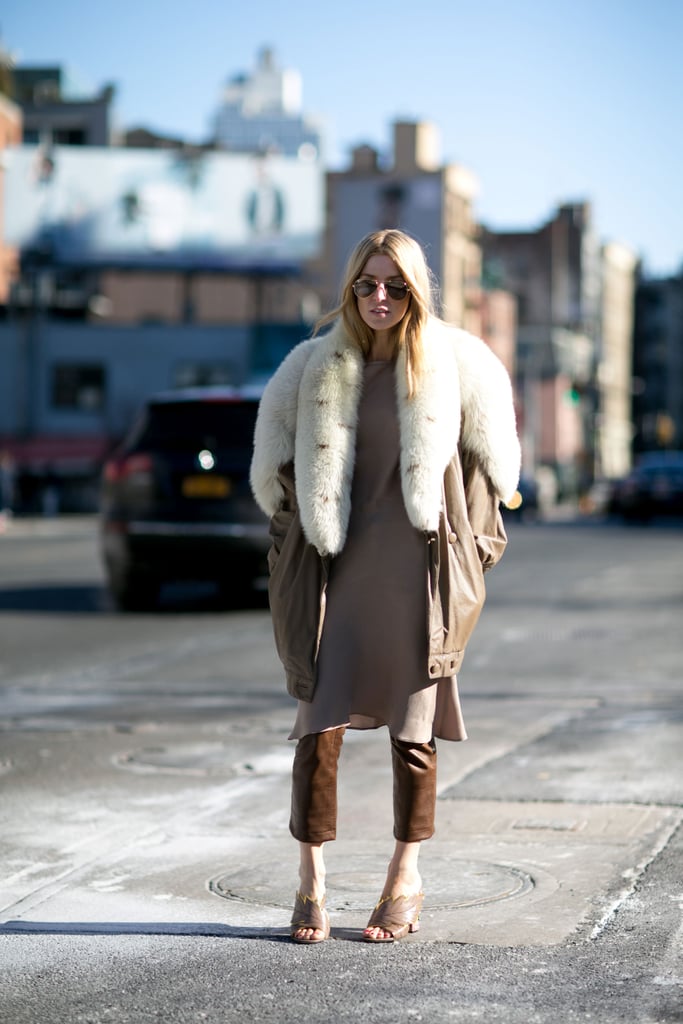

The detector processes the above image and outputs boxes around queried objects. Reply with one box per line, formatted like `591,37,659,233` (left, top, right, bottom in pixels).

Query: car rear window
129,400,259,452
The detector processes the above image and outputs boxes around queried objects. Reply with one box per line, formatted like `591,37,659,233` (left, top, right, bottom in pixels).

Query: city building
122,126,195,150
0,47,327,512
479,286,517,379
632,270,683,454
0,44,652,516
323,120,487,338
2,56,323,327
214,47,323,161
598,242,639,479
482,203,621,495
11,66,116,147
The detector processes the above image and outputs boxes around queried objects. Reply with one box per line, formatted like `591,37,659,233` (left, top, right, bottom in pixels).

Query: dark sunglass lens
354,280,374,297
387,284,407,299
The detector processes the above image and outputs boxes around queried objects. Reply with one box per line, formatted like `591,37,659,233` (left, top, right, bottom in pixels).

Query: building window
52,364,106,411
53,128,87,145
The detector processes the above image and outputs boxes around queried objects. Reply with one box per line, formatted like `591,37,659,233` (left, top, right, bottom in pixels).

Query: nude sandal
290,891,330,944
363,892,425,943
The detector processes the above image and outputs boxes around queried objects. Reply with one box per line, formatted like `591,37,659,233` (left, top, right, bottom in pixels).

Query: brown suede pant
290,726,437,844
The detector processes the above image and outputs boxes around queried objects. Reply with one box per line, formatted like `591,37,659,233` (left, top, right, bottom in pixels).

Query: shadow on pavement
0,921,370,942
0,920,289,940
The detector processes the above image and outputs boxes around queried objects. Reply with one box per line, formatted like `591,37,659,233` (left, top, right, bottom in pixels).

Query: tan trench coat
267,448,507,703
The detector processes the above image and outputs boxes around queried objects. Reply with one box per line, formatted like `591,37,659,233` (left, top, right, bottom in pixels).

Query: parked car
609,451,683,522
99,386,269,609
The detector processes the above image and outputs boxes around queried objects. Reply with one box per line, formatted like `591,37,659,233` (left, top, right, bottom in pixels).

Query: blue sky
3,0,682,276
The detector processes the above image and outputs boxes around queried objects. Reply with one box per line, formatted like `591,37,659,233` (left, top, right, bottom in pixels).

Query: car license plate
182,475,231,498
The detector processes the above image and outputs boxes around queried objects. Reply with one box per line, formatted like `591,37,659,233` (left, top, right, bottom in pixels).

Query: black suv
99,386,269,609
609,451,683,522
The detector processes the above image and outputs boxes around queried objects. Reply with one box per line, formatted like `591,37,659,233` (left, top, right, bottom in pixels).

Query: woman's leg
289,727,345,941
363,736,436,940
391,735,437,843
289,727,345,843
293,841,327,942
363,839,423,941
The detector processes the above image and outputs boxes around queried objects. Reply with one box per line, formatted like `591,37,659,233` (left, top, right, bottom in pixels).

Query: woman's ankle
381,846,422,898
381,870,422,899
298,876,326,901
298,843,326,901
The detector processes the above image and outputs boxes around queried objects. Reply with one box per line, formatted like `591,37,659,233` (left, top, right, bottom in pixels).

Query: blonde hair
314,230,436,397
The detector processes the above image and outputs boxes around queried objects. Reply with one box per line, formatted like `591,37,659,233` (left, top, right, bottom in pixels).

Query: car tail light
103,453,154,484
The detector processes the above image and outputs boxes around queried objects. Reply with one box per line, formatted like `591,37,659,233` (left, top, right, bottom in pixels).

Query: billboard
4,145,323,269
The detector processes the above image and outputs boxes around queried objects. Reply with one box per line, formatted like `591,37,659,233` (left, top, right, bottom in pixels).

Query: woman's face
354,254,410,336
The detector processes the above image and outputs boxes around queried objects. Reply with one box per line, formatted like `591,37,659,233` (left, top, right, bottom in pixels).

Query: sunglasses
352,278,410,301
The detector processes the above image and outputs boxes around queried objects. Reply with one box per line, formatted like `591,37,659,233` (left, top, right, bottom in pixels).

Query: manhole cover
210,855,533,912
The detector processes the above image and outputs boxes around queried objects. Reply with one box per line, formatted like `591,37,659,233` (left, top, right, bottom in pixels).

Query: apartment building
598,242,639,478
323,121,486,337
633,270,683,454
482,203,636,493
11,66,115,147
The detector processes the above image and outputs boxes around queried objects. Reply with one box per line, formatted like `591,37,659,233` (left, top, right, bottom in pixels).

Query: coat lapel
395,323,461,534
295,322,462,555
295,330,364,556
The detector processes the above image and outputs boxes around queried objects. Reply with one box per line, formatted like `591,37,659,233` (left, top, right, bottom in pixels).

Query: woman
250,229,520,944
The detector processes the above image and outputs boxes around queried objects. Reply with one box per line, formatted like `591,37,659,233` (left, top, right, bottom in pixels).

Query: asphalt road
0,514,681,1023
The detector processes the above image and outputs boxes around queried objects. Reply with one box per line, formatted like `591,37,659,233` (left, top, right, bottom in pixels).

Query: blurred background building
632,271,683,455
0,42,676,516
11,64,115,147
599,242,639,480
214,46,322,161
482,204,638,496
324,121,484,336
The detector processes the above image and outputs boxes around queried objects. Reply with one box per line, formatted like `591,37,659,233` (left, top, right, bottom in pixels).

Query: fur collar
251,318,520,555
